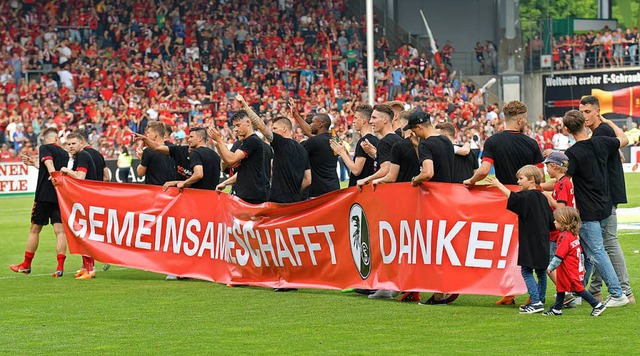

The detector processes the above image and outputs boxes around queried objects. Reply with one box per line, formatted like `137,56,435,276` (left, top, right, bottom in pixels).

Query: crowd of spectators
527,26,640,71
1,1,636,165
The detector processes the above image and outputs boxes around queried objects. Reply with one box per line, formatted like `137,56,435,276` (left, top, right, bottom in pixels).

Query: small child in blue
489,165,554,314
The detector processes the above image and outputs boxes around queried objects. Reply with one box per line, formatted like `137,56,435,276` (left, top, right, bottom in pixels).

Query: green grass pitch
1,177,639,354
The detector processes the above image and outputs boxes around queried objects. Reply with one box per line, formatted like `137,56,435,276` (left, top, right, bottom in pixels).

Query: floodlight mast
366,0,374,106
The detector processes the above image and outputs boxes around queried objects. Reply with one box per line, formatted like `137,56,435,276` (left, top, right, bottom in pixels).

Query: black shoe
273,288,298,292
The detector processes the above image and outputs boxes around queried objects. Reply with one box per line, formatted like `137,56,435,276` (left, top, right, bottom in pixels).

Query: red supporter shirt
554,230,585,293
549,175,575,242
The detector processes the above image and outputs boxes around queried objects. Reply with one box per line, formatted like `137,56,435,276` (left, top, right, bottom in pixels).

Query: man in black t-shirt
137,121,176,185
134,128,193,182
330,104,379,187
356,104,402,189
578,96,634,303
406,111,454,185
372,109,419,185
61,131,99,280
77,129,110,182
463,100,543,306
436,122,478,183
563,109,629,308
464,101,544,187
210,110,268,204
10,128,70,278
163,127,220,191
267,116,311,203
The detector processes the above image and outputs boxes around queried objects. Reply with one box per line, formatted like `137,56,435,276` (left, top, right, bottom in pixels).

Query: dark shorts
31,201,62,226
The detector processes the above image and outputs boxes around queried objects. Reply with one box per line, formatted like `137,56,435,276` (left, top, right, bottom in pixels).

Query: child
543,151,575,300
544,207,606,317
489,165,554,314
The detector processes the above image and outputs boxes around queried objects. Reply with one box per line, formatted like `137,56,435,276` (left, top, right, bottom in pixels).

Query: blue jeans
588,207,632,296
521,267,547,304
580,220,623,298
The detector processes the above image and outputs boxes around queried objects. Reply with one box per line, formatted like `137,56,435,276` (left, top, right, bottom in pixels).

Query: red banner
53,172,525,295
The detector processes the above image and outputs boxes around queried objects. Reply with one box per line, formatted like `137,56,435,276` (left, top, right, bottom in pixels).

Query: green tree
520,0,598,42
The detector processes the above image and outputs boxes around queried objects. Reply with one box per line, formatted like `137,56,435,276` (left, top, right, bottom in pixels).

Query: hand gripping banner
53,172,526,295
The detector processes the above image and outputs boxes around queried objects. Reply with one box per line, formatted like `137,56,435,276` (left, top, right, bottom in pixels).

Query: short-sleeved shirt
349,133,379,187
84,146,106,181
140,147,176,185
549,175,574,242
168,144,193,180
566,136,620,221
235,133,268,203
507,189,553,269
35,144,69,203
452,145,479,184
73,149,98,181
554,231,586,293
417,135,454,183
390,138,420,183
482,130,543,184
376,132,402,170
592,123,627,205
188,146,220,190
262,141,273,194
301,132,339,197
269,132,310,203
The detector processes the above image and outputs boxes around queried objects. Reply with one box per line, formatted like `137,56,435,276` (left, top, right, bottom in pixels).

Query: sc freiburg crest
349,203,371,279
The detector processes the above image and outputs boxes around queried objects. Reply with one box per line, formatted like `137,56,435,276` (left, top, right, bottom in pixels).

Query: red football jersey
549,175,574,242
554,230,585,293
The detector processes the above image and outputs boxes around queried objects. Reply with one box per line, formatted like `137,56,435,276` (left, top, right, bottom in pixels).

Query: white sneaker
605,294,629,308
368,290,395,299
165,274,178,280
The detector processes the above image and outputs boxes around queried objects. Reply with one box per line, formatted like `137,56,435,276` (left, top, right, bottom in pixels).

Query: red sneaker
496,295,516,305
9,264,31,274
398,292,421,302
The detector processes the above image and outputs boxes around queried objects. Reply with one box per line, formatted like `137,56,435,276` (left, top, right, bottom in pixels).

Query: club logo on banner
349,203,371,280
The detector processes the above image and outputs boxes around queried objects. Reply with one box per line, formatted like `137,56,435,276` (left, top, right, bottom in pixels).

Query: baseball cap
544,151,569,167
403,111,430,131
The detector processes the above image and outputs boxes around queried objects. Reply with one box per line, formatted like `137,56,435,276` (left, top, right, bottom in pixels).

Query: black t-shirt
84,146,106,181
482,130,543,184
418,135,454,183
376,132,402,170
301,132,339,197
592,124,627,205
235,133,268,203
168,144,193,180
189,146,220,190
140,147,176,185
566,136,620,221
73,149,98,181
269,132,310,203
507,189,553,269
262,141,273,194
390,138,420,183
452,145,479,184
349,133,379,187
35,143,69,203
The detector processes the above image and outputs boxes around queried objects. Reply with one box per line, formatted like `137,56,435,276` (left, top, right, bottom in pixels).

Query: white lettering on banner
378,220,515,268
544,72,640,87
66,203,338,267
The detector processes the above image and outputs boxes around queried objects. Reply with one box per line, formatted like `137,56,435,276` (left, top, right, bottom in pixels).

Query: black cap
403,111,431,131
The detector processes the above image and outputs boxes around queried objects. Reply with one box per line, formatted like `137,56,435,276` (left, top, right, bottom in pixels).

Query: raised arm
601,115,629,147
289,98,313,137
133,133,170,155
236,94,273,142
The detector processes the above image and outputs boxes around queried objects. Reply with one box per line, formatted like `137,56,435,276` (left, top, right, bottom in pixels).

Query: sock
578,290,600,308
56,254,66,271
23,251,35,268
87,257,95,272
81,255,90,270
553,292,565,311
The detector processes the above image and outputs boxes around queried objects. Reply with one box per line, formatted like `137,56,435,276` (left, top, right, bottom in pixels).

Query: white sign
0,162,38,195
